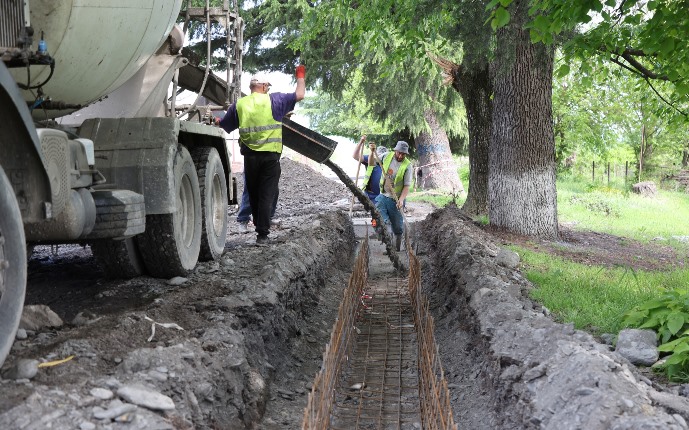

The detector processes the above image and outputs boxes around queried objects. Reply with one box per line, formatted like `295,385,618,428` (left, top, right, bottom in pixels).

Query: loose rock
19,305,63,331
117,385,175,411
615,328,659,366
2,359,39,380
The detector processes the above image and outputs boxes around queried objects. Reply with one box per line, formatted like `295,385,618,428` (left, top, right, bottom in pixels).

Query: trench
258,159,498,429
300,220,458,430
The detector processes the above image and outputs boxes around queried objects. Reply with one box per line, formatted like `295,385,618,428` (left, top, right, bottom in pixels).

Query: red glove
296,64,306,79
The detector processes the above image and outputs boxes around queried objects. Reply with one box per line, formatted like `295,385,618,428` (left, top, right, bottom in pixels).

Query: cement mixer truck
0,0,243,367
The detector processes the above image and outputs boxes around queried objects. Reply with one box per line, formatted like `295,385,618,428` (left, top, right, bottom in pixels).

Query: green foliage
623,290,689,381
301,71,392,140
531,0,689,104
292,0,467,138
553,52,688,175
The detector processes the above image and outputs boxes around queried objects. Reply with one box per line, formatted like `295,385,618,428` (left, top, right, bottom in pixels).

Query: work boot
395,234,402,252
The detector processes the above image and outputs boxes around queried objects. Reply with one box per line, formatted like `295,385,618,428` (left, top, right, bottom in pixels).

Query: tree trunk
489,0,558,238
415,108,464,194
682,145,688,168
639,124,646,182
452,64,491,216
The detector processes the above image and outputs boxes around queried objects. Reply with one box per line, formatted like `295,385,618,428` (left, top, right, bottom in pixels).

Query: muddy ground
2,157,689,429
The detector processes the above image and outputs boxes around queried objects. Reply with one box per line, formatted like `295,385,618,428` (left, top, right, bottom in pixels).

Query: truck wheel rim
211,173,224,237
0,236,6,298
179,173,195,248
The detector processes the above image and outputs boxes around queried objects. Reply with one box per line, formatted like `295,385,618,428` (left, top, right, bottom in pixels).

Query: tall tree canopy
262,0,468,192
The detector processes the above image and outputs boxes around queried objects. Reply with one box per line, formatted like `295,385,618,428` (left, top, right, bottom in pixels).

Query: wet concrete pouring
2,157,689,429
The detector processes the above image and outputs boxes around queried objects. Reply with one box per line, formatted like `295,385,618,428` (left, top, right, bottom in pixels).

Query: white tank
12,0,182,117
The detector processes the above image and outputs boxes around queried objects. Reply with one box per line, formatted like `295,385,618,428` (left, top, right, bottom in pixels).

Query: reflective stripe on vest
236,93,282,153
380,152,411,196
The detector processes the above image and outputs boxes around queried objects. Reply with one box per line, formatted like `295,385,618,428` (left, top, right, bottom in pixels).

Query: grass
557,176,689,244
516,247,689,334
523,175,689,336
406,191,465,208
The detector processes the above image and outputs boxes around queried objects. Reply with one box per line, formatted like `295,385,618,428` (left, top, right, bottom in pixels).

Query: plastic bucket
282,118,338,163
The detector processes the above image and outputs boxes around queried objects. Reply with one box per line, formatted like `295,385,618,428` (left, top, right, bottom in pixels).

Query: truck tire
0,166,27,369
191,147,228,261
90,238,146,279
86,190,146,240
137,146,201,278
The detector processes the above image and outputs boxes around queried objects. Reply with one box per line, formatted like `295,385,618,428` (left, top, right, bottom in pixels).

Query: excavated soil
2,157,689,429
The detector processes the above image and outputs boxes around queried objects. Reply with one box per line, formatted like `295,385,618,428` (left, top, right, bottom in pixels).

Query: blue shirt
362,155,382,196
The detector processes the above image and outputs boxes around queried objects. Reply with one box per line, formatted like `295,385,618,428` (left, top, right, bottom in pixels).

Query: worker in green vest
219,66,306,244
352,135,385,202
375,141,412,251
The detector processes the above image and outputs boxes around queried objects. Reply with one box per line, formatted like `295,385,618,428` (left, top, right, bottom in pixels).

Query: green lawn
557,177,689,244
410,169,689,336
518,247,689,334
524,176,689,335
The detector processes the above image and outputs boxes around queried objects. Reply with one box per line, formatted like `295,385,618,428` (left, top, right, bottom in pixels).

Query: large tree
489,0,559,238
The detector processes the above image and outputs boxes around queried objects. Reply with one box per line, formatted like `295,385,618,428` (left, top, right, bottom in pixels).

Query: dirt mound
418,206,688,429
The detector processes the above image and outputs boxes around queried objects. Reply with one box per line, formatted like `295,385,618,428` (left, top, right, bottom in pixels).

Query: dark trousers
243,152,281,236
236,172,278,223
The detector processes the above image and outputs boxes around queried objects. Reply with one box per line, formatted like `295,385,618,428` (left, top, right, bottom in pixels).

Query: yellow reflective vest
236,93,282,153
380,152,411,196
362,164,375,191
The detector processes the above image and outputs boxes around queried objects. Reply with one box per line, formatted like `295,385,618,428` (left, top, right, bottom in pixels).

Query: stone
15,329,27,340
72,311,99,326
615,328,658,366
93,403,137,420
632,181,657,197
600,333,615,345
79,422,96,430
19,305,63,331
117,384,175,411
2,359,39,380
649,391,689,417
90,387,114,400
166,277,188,286
496,248,520,269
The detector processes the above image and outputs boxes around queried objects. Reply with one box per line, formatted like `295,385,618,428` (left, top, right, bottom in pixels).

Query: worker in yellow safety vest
219,66,306,244
375,141,412,251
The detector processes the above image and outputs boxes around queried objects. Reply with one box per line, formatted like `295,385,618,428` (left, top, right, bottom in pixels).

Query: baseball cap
393,141,409,154
250,73,271,86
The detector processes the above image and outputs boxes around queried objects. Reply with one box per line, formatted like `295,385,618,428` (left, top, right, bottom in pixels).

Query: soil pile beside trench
417,206,689,429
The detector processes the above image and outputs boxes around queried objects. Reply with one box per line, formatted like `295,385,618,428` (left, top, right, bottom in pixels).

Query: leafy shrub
569,193,621,217
623,289,689,381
